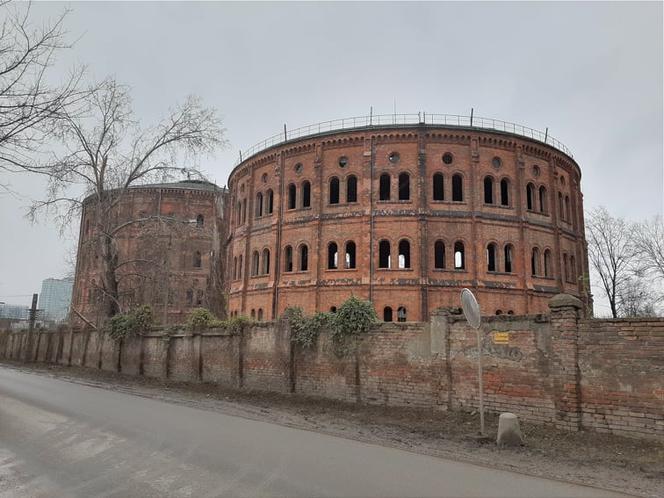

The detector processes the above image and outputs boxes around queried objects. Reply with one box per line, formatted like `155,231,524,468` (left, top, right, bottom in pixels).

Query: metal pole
370,106,373,126
283,124,287,141
477,327,485,435
544,127,549,143
470,108,474,127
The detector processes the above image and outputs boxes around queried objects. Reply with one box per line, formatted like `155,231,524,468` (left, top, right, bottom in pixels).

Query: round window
261,173,268,183
560,175,566,185
388,151,400,164
294,163,303,174
338,156,348,168
492,156,502,169
533,165,541,177
442,152,453,165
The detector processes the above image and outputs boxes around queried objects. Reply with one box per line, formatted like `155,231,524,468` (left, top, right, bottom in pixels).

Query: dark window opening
539,186,547,213
255,192,263,218
434,240,445,269
345,241,356,269
252,251,260,276
454,241,465,270
379,173,391,201
433,173,444,201
257,309,263,321
330,306,337,313
379,240,391,269
300,245,308,271
346,175,357,203
484,176,494,204
504,245,514,273
242,199,247,223
563,253,569,281
558,192,564,219
531,248,540,276
284,246,293,272
262,249,270,275
238,255,243,279
565,195,571,223
397,306,407,322
500,179,509,206
328,242,338,269
452,174,463,201
196,214,204,227
193,251,202,268
544,250,552,278
302,181,311,208
329,177,340,204
496,310,503,316
288,184,296,210
251,309,255,319
442,152,453,165
233,257,238,280
398,239,410,269
186,289,193,306
266,189,274,214
383,306,393,322
398,173,410,201
487,243,497,272
527,183,535,210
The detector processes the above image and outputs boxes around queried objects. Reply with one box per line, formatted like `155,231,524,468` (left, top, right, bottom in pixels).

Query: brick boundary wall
1,294,662,441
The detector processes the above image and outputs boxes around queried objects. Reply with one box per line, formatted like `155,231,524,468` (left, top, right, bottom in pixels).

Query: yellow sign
493,332,510,345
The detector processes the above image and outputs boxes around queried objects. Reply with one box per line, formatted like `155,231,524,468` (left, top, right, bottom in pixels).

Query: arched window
328,242,338,269
242,199,247,223
484,176,494,204
251,309,256,319
255,192,263,218
193,251,202,268
433,173,444,201
531,247,540,276
558,192,564,219
563,253,569,281
346,175,357,203
330,306,337,313
539,186,547,213
299,245,309,271
500,179,510,206
196,214,204,227
252,251,260,276
565,195,571,223
186,289,194,306
544,249,552,278
454,241,465,270
397,306,407,322
329,177,340,204
526,183,535,210
288,184,296,210
487,243,497,272
383,306,393,322
504,244,514,273
345,241,356,269
284,245,293,272
262,249,270,275
302,181,311,208
266,189,274,214
236,202,242,225
398,173,410,201
233,256,238,280
434,240,445,269
379,240,391,269
570,255,576,282
238,255,243,279
398,239,410,269
379,173,391,201
452,174,463,202
257,309,263,321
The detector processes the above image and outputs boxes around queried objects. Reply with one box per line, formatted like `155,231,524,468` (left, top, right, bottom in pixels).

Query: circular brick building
72,180,227,326
226,114,590,322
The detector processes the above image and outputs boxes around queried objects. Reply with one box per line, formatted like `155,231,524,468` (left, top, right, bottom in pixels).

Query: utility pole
24,293,38,362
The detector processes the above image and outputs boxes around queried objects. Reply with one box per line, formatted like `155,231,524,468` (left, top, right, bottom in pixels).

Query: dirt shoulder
2,361,662,498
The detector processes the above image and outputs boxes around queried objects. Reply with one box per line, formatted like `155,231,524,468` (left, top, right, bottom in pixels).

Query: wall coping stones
549,293,583,310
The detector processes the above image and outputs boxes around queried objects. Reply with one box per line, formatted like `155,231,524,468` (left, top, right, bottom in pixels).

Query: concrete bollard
496,412,524,446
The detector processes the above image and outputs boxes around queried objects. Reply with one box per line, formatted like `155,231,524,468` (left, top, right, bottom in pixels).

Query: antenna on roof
470,108,474,127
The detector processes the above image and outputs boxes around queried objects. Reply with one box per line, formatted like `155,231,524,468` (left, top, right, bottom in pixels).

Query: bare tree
633,216,664,281
30,78,226,319
0,1,85,187
585,207,636,318
615,276,659,318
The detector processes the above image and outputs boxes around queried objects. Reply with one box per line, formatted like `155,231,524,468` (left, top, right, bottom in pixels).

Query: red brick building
72,180,228,326
227,115,590,321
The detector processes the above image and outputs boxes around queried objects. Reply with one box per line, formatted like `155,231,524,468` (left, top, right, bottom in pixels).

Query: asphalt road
0,366,629,498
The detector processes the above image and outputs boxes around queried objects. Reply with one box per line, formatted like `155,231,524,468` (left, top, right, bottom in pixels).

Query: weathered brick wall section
578,318,664,438
2,295,662,441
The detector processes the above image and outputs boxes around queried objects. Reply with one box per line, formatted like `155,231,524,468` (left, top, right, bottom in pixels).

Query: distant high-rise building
39,278,74,322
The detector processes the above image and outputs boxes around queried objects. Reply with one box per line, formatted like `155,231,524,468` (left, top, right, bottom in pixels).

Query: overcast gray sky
0,1,662,315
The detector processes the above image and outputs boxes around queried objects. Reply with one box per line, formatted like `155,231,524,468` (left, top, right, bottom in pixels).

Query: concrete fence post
548,293,583,431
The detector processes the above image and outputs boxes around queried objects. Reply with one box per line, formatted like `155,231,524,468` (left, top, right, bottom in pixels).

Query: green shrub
331,296,377,341
285,307,333,348
187,308,217,330
107,305,153,341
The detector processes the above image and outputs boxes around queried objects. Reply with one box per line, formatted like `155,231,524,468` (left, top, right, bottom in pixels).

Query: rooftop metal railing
235,112,573,166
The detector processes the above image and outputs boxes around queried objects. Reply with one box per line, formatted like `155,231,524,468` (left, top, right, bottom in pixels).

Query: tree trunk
101,232,120,318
